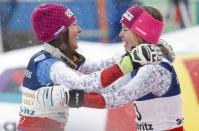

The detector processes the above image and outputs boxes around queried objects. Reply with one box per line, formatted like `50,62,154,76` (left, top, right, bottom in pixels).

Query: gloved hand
68,90,106,109
116,43,163,74
36,85,83,108
36,85,68,108
158,39,175,63
36,86,105,109
68,90,84,108
131,43,163,65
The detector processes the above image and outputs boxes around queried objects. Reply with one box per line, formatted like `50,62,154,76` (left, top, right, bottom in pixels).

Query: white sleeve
50,61,103,92
97,73,131,94
102,64,172,108
77,56,120,74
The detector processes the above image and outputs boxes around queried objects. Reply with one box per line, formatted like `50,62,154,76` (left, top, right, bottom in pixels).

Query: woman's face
119,23,140,51
68,22,82,51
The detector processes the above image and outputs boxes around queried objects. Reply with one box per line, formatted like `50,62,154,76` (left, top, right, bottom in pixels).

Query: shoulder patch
34,54,46,62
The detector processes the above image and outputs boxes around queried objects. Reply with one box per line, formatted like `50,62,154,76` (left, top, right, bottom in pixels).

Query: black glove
116,43,163,74
130,43,163,65
68,90,84,108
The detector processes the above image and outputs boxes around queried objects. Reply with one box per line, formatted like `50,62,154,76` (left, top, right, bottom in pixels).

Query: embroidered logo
65,9,73,18
135,27,147,36
34,54,46,62
123,11,134,21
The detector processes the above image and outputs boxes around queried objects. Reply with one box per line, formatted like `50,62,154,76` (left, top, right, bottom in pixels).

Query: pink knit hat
120,5,164,45
31,3,77,42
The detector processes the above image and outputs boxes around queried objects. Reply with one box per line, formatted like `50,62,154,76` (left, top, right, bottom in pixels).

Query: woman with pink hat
16,3,165,131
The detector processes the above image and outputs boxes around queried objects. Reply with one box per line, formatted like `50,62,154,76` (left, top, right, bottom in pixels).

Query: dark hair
48,29,76,59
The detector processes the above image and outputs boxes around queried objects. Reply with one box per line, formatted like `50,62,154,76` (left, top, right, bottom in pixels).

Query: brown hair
48,29,76,59
143,5,163,22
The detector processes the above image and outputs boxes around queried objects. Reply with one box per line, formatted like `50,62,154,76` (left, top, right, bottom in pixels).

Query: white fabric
42,43,118,92
102,61,183,130
50,61,103,93
103,64,172,108
77,57,118,74
134,95,183,130
20,86,69,123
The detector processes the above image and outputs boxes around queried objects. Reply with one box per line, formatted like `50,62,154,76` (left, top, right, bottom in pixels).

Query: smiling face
119,23,143,51
52,22,82,58
68,22,82,51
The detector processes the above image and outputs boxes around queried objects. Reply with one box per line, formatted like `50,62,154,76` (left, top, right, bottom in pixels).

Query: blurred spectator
166,0,191,29
0,0,17,30
108,0,142,42
0,0,17,52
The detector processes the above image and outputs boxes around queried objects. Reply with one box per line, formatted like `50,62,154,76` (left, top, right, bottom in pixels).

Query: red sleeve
83,93,106,109
100,64,123,87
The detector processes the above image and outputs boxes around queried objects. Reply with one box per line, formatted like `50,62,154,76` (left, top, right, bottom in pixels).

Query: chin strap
43,43,85,70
